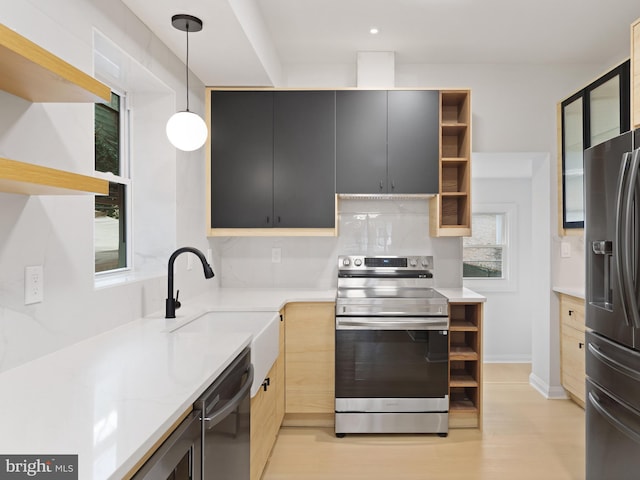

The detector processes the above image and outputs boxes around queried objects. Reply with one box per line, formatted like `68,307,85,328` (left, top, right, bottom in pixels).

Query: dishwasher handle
201,364,253,430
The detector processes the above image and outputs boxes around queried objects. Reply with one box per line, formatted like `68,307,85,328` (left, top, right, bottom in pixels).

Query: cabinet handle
277,216,281,224
391,181,395,190
266,216,270,225
280,314,283,322
379,181,384,190
579,342,584,349
262,377,271,391
568,310,574,316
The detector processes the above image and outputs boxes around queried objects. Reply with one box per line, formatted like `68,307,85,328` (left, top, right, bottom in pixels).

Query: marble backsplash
210,197,462,289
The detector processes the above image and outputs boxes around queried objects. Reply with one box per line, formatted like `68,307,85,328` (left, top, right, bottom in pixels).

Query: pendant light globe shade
166,110,208,151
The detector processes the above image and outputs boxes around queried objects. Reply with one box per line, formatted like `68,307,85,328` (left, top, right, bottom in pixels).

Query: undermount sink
171,311,280,397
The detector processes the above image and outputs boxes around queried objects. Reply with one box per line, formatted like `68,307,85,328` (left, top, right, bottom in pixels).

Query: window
95,91,130,274
463,212,507,279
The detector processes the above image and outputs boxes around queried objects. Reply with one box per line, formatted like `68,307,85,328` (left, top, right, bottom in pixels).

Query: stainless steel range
335,255,449,437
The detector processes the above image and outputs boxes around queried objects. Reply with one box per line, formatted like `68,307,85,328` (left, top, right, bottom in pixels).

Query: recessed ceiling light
369,27,379,35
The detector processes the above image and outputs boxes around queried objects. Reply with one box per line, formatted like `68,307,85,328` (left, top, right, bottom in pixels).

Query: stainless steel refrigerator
585,129,640,479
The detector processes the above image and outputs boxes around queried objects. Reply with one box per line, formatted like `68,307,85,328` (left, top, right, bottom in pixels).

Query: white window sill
94,269,164,290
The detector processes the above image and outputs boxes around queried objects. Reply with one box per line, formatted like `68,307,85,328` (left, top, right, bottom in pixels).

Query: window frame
94,89,132,277
463,203,517,292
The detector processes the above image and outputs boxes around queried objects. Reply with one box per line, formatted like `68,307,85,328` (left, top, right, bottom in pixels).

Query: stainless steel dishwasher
133,347,253,480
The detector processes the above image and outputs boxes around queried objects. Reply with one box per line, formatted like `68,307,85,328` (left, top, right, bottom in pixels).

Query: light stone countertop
0,285,482,479
0,288,336,480
552,286,585,299
435,287,487,303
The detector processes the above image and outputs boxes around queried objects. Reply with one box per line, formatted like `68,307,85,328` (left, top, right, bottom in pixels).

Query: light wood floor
263,364,585,479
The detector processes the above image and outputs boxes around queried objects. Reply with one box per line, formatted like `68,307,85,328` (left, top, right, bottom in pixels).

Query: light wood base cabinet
250,311,285,480
284,302,335,427
559,294,586,407
449,302,483,429
250,362,278,480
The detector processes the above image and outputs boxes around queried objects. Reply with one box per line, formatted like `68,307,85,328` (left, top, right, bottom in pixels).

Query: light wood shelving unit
430,90,472,237
0,23,111,196
449,301,483,429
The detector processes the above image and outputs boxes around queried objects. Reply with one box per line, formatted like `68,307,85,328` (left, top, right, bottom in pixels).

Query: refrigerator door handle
588,391,640,445
623,149,640,329
615,152,633,327
588,341,640,381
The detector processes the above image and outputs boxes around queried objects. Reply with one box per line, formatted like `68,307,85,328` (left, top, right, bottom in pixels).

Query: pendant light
166,14,208,152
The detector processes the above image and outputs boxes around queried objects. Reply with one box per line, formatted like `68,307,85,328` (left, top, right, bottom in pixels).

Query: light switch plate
272,247,281,263
561,242,571,258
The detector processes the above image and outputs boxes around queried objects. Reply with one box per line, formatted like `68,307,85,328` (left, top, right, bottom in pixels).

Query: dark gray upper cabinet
336,90,439,194
209,90,336,230
387,90,439,194
336,90,388,193
273,91,336,228
210,91,273,228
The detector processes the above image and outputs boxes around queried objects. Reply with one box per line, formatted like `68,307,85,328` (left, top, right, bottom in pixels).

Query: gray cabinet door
336,90,387,193
387,90,439,194
273,91,336,228
210,91,273,228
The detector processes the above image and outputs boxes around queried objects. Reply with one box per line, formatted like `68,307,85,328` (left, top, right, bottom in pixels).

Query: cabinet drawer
561,324,586,403
560,295,585,331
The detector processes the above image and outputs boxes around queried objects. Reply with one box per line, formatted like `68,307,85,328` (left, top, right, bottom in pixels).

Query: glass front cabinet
560,61,630,231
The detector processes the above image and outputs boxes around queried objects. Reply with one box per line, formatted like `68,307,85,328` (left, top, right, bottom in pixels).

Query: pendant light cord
185,23,190,112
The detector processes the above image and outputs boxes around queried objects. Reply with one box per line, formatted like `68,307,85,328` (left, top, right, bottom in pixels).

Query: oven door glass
335,328,449,398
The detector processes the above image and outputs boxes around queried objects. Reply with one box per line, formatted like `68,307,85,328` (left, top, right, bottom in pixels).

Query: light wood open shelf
0,158,109,195
441,123,468,134
450,371,479,387
442,157,469,164
449,346,478,360
450,320,479,331
0,23,110,103
450,399,478,412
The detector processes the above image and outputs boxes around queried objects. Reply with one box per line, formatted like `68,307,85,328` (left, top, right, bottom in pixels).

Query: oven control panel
338,255,433,273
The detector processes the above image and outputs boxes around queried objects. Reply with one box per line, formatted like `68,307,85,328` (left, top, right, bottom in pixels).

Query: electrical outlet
272,247,282,263
25,265,44,305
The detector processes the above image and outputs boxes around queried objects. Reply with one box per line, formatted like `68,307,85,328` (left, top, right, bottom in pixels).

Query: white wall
0,0,213,373
467,167,533,362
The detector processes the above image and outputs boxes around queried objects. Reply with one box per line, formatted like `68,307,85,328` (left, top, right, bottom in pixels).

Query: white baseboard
483,355,532,363
529,372,569,399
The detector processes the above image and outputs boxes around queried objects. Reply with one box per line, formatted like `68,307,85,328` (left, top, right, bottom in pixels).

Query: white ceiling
121,0,640,87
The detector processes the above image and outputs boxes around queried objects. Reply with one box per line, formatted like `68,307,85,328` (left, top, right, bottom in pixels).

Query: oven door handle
336,316,448,330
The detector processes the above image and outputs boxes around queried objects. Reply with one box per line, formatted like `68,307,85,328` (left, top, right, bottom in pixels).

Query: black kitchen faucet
165,247,214,318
